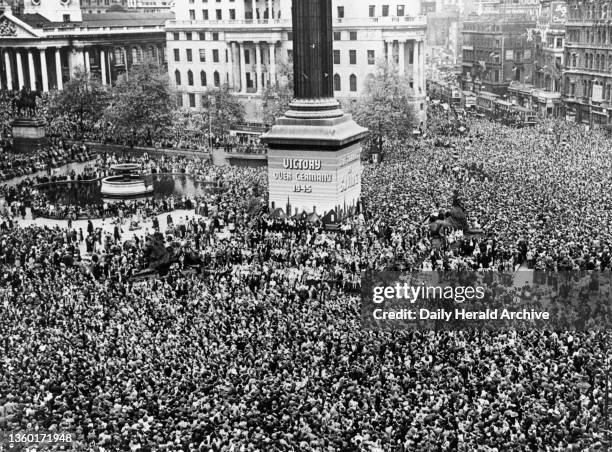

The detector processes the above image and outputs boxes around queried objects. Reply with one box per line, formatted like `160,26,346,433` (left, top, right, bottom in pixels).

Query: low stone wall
67,141,211,160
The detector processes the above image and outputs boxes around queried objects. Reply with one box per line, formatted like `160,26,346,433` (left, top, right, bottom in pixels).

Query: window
349,31,357,40
186,49,193,62
349,49,356,64
201,71,207,86
212,32,219,41
213,49,219,62
175,70,181,85
287,50,293,61
186,32,192,40
199,49,206,62
245,50,250,64
216,9,222,19
333,49,341,64
369,5,375,17
173,48,180,62
367,50,375,65
397,5,405,16
189,93,196,107
202,9,208,20
188,70,194,85
337,6,344,18
63,14,71,22
229,9,235,19
199,32,206,40
189,9,195,20
382,5,389,16
349,74,357,92
214,71,220,87
176,94,183,107
173,32,179,40
334,73,341,91
288,32,293,41
333,31,341,41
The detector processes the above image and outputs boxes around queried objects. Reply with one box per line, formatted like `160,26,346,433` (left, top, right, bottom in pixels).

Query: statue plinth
262,98,367,220
11,117,47,153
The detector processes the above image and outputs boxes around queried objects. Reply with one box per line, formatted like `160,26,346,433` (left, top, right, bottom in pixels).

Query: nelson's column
260,0,368,220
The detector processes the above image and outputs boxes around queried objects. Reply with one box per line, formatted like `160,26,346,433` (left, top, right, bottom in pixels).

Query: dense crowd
0,112,611,450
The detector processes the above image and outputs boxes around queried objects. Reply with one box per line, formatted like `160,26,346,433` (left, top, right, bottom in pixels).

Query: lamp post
208,95,216,150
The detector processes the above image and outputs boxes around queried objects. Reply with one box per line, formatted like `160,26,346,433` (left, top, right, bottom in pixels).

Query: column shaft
419,40,425,94
100,48,108,85
398,41,405,76
239,42,247,93
55,48,63,90
268,0,272,20
255,42,262,93
4,50,13,90
84,48,91,72
386,41,393,66
39,49,49,92
16,50,24,90
412,40,419,92
269,42,276,87
27,49,36,91
252,0,256,20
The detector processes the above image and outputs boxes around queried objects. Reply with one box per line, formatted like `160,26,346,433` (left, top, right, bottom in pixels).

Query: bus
428,80,462,109
494,99,514,120
462,91,477,110
475,92,500,116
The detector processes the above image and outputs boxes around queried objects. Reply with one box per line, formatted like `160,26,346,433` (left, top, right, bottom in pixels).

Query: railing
43,24,165,34
168,15,426,28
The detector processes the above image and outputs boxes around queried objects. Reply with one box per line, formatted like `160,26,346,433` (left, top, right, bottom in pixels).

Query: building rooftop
15,10,173,29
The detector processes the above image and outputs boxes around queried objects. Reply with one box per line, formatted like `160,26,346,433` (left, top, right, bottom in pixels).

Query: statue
11,87,41,118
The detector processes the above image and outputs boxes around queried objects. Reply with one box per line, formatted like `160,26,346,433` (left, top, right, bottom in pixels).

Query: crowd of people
0,109,611,450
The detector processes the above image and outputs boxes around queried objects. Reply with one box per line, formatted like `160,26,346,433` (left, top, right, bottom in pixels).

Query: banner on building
551,2,568,24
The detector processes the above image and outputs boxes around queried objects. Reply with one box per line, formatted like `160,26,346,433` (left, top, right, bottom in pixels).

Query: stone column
16,50,24,90
55,48,63,90
123,47,129,79
386,40,392,66
227,43,234,90
412,40,419,92
398,41,405,75
252,0,256,20
4,50,13,91
39,48,49,92
231,42,238,91
84,48,91,72
255,42,262,93
268,0,272,20
239,42,247,93
419,40,425,94
269,41,276,87
27,49,36,91
100,48,108,85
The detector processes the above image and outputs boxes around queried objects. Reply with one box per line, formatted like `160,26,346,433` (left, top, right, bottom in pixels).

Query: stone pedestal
261,99,367,219
11,117,47,153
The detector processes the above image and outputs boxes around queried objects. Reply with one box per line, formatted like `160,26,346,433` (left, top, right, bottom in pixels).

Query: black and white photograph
0,0,611,450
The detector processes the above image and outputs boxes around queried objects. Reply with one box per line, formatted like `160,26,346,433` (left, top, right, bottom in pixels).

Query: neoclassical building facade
0,0,169,92
166,0,427,124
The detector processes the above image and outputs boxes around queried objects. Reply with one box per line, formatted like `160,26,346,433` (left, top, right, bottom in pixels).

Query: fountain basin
100,175,153,197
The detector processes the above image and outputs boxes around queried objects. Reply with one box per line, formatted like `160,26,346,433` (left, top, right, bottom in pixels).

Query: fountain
100,163,154,198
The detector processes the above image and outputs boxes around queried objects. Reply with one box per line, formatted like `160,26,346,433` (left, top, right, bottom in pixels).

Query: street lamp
208,95,216,150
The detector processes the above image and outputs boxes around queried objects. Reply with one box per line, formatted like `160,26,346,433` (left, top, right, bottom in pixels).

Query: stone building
563,0,612,126
0,0,169,92
166,0,428,125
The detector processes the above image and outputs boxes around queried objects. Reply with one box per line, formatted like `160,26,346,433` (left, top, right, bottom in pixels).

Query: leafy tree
200,85,245,138
345,60,416,154
103,63,175,146
46,67,107,139
262,61,293,126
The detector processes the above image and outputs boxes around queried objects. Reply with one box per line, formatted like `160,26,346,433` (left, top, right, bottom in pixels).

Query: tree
200,85,245,138
46,67,107,139
345,60,416,154
262,62,294,126
103,63,175,146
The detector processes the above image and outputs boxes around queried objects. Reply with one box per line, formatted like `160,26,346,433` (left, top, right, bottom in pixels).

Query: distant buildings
460,14,535,94
563,0,612,126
